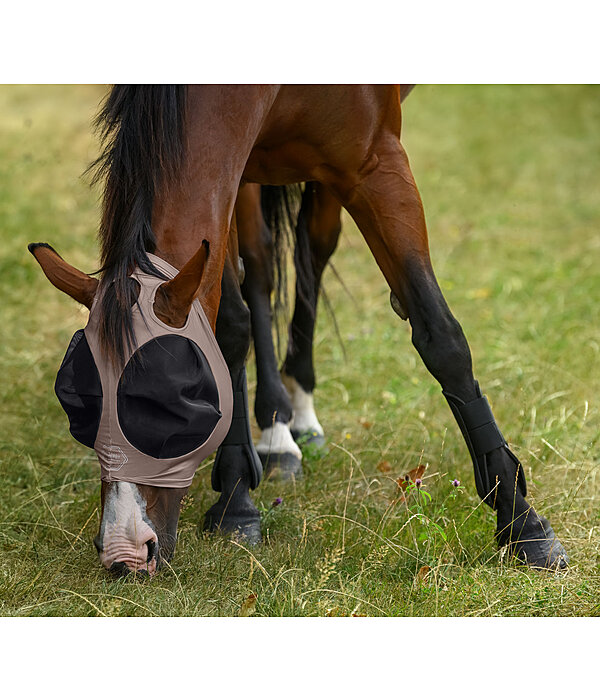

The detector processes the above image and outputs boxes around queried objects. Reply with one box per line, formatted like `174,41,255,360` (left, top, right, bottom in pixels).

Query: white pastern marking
282,373,324,436
256,422,302,458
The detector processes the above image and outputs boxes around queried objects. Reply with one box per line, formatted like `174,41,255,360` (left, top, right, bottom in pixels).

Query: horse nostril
146,539,157,563
109,561,150,579
109,561,133,578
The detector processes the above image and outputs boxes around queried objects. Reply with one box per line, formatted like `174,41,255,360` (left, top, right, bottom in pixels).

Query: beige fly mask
49,250,233,488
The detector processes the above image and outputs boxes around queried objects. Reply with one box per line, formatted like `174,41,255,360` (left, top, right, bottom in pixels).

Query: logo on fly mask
55,332,222,458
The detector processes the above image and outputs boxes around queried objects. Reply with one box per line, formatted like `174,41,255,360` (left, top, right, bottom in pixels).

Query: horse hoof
203,509,262,546
498,515,569,571
291,429,326,449
260,451,303,481
228,519,262,546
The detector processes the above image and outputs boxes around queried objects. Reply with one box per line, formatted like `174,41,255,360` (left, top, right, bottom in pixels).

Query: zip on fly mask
29,242,233,489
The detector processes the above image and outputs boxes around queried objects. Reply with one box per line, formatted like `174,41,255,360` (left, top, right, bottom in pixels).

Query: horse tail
87,85,187,365
260,183,315,357
261,182,346,363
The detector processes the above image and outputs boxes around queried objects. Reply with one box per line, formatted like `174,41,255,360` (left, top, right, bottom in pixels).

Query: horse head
28,241,225,577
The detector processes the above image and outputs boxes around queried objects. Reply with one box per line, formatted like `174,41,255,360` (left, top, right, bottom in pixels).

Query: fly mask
32,244,233,488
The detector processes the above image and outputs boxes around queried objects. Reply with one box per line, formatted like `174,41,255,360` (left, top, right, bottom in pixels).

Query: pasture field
0,84,598,617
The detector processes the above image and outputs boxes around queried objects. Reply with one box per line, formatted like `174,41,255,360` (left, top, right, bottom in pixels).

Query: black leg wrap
443,381,526,507
212,367,263,492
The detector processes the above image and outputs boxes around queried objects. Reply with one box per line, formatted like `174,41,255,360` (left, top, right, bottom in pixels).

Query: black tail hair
87,85,187,365
260,184,313,357
261,183,346,363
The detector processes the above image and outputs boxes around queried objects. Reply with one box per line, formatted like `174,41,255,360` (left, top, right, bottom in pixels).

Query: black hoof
498,514,569,571
260,451,303,481
292,429,326,449
203,506,262,546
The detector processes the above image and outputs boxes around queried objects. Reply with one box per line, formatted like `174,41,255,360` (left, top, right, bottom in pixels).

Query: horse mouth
97,535,159,578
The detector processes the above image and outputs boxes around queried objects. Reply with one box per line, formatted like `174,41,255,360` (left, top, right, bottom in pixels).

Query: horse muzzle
95,482,160,577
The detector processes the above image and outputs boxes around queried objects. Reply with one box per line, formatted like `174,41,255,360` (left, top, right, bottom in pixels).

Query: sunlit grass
1,85,598,616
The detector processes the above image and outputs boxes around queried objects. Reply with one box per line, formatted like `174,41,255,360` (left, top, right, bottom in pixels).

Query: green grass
1,85,599,616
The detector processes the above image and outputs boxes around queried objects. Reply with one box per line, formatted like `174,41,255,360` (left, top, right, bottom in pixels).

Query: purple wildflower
414,478,423,488
452,479,460,488
272,497,283,507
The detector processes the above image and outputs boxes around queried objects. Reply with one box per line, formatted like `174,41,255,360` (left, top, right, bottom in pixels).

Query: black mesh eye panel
54,329,103,449
117,335,222,459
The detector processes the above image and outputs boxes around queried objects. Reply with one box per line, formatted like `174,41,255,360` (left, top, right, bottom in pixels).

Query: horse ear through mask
28,239,210,325
29,239,232,489
153,240,210,328
28,242,99,309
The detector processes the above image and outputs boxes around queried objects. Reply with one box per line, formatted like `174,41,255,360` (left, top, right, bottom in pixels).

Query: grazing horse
30,85,568,575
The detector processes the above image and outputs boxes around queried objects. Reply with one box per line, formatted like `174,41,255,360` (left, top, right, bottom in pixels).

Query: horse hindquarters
336,138,568,570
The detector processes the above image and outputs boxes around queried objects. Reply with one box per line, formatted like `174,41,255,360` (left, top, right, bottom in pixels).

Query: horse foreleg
338,141,568,570
237,184,302,480
203,254,263,544
281,182,342,449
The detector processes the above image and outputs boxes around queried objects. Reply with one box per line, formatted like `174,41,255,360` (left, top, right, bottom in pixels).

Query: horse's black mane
87,85,187,365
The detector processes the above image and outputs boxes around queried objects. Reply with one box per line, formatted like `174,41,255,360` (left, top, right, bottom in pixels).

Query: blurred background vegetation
0,85,598,616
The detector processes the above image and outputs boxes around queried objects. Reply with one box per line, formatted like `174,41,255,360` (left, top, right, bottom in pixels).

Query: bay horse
30,85,568,575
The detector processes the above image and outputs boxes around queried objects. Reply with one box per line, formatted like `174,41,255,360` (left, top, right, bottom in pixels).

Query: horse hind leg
281,182,342,450
203,256,263,544
336,141,568,570
237,184,302,481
